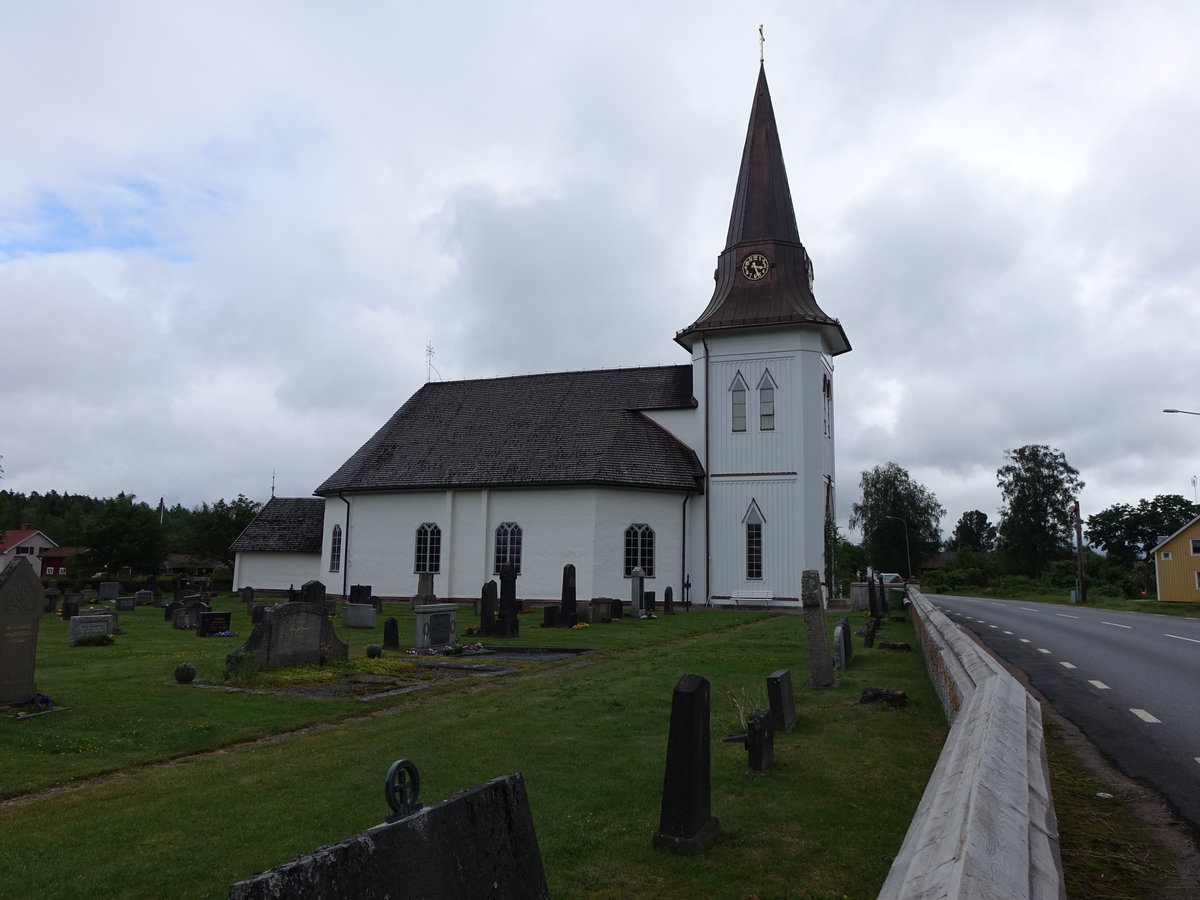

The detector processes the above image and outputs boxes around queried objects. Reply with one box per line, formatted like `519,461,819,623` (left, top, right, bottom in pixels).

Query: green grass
2,602,947,898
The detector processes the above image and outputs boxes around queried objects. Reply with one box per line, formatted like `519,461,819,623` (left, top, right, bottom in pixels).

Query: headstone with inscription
198,611,233,636
135,590,153,607
383,616,400,650
241,587,255,605
480,581,498,637
342,603,377,629
116,596,136,612
664,586,675,615
414,604,458,650
173,606,200,630
766,669,796,733
164,601,184,623
69,614,115,647
0,560,44,704
300,580,326,607
226,602,348,671
62,596,80,620
559,565,577,627
99,582,121,601
653,673,720,853
497,566,519,638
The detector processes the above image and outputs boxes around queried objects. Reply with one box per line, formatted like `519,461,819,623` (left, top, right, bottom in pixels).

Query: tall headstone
630,567,645,618
301,580,326,607
837,615,853,665
497,566,519,638
227,602,348,671
766,669,796,733
480,581,498,637
746,709,774,774
802,570,835,688
559,564,577,627
62,596,80,620
653,673,720,853
383,617,400,651
0,560,44,705
832,622,847,671
644,591,656,613
664,586,675,615
241,587,255,605
413,573,435,610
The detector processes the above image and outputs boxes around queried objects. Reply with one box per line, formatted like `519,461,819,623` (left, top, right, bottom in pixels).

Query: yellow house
1152,514,1200,602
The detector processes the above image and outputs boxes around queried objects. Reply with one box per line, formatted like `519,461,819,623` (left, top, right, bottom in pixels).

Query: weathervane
759,24,765,63
425,339,443,383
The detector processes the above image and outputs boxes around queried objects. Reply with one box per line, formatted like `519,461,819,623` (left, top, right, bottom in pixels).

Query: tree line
833,444,1197,599
0,490,262,577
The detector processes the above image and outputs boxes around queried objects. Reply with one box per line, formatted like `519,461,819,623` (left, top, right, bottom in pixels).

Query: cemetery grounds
0,599,1175,898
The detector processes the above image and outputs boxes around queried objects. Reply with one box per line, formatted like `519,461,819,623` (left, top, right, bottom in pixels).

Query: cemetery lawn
1,602,947,898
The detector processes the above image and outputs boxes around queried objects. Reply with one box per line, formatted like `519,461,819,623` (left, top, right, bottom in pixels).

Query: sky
2,1,1199,541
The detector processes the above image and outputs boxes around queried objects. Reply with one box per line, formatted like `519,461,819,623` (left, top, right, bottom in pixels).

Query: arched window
730,372,748,432
624,524,655,577
414,523,441,574
743,502,764,580
758,370,777,431
494,522,522,574
329,524,342,573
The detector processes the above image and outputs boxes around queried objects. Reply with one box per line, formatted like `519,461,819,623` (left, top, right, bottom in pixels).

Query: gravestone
864,614,880,649
342,603,377,629
412,573,435,610
300,580,326,607
198,611,233,636
559,564,577,627
383,617,400,651
542,607,559,628
44,590,60,615
480,581,498,637
630,567,645,618
766,669,796,733
62,597,80,620
241,587,255,605
81,589,98,603
173,607,200,630
228,771,549,900
134,590,153,607
833,622,847,671
0,559,44,704
653,673,720,853
69,614,115,647
414,604,458,650
98,582,121,601
746,709,774,774
349,584,373,605
116,596,136,612
145,574,157,596
496,566,519,638
644,590,656,613
227,602,348,671
802,570,835,688
837,615,853,665
164,601,184,623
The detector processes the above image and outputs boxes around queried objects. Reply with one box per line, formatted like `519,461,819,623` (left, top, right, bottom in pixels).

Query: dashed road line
1103,622,1132,629
1021,607,1039,612
1019,638,1031,643
1165,633,1200,645
1130,709,1161,724
988,625,998,629
1003,630,1013,635
1089,680,1110,690
1056,613,1079,619
1060,662,1077,669
1037,648,1051,654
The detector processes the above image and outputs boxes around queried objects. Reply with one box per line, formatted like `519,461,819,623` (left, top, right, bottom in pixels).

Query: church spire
677,64,850,355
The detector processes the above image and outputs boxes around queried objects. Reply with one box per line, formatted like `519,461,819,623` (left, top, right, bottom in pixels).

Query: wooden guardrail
879,590,1066,900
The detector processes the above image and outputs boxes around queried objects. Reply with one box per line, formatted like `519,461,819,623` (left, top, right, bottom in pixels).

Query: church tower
677,64,851,604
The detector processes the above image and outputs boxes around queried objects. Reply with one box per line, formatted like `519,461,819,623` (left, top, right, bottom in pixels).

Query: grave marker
68,614,115,647
802,570,835,688
0,560,44,704
134,590,153,607
630,567,645,618
653,673,720,853
559,564,577,627
198,611,233,636
116,596,136,612
480,581,498,637
497,566,519,638
227,602,348,670
98,582,121,601
382,616,400,650
414,604,457,650
766,669,796,733
342,603,377,629
664,586,675,615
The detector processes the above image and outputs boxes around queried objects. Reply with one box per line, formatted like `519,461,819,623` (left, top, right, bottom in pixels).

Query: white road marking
1102,622,1132,629
1037,648,1051,654
1089,680,1110,690
1003,630,1013,635
1056,614,1079,619
1164,633,1200,645
1021,607,1039,612
1130,709,1161,724
1060,662,1077,669
988,625,998,629
992,602,1004,606
1019,638,1031,643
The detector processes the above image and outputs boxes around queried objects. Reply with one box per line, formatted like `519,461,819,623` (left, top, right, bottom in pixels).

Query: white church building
232,65,850,606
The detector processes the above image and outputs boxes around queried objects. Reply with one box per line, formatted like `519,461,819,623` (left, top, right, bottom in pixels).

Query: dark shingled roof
316,365,704,495
230,497,325,554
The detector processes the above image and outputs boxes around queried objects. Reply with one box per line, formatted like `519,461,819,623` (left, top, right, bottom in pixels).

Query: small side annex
231,497,325,592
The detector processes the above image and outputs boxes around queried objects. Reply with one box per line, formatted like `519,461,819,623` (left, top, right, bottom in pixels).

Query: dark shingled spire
677,65,850,355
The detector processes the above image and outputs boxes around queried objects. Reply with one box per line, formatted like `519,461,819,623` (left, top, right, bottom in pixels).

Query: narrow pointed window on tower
758,370,777,431
731,373,748,432
743,501,765,580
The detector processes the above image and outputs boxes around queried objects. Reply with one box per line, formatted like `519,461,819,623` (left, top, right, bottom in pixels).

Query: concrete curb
879,590,1066,900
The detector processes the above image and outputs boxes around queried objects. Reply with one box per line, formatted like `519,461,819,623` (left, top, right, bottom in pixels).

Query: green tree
1086,494,1197,567
187,495,262,567
78,493,167,575
850,462,945,577
946,509,998,552
996,445,1084,578
825,518,868,598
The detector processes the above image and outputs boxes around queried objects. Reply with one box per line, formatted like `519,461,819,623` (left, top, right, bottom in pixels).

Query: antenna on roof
425,339,443,383
759,24,765,63
271,469,276,499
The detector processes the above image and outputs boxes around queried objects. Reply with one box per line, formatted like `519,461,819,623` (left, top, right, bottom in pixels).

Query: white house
238,64,851,606
0,525,58,574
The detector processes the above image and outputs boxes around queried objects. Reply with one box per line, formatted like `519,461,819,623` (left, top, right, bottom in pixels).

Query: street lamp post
1163,409,1200,416
883,515,912,580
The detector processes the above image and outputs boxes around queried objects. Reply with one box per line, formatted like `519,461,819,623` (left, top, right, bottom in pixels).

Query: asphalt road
927,593,1200,832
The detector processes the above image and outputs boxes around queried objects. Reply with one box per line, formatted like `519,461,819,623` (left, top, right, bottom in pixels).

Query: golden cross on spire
759,24,765,63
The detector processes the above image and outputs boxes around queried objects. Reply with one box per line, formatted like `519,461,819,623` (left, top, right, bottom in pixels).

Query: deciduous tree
996,445,1083,578
946,510,998,553
850,463,945,577
1085,495,1198,566
78,493,167,575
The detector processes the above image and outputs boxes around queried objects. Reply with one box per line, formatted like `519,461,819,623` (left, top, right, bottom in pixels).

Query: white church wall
233,552,321,591
639,407,701,453
590,488,686,604
707,477,801,599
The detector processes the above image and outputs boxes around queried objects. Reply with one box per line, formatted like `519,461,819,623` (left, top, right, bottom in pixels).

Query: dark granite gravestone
802,570,835,688
664,586,675,615
542,607,558,628
383,617,400,650
134,590,153,607
228,772,549,900
174,578,186,604
0,560,44,705
241,587,255,605
629,567,645,618
766,669,796,733
349,584,372,605
62,597,80,620
116,596,136,612
300,580,326,607
480,581,498,637
226,602,348,671
746,709,774,774
145,574,157,596
832,622,847,671
644,590,655,613
164,601,184,623
251,604,269,625
44,590,59,615
559,565,577,627
653,673,720,853
864,614,880,649
173,607,200,630
497,566,519,638
837,615,853,665
198,611,233,636
98,582,121,601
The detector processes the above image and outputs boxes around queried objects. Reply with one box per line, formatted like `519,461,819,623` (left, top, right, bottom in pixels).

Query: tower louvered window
758,371,776,431
731,373,748,432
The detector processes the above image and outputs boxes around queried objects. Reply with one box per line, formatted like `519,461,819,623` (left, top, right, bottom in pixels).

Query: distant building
37,545,88,578
239,65,851,605
0,525,57,573
1151,514,1200,602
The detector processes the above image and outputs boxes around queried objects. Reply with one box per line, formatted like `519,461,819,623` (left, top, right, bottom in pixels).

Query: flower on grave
571,622,590,629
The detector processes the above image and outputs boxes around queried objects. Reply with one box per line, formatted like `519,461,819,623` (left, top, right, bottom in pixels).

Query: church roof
677,65,850,355
316,366,703,495
230,497,325,554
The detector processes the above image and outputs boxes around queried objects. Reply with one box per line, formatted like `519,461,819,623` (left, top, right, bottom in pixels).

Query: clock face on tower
741,253,769,280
